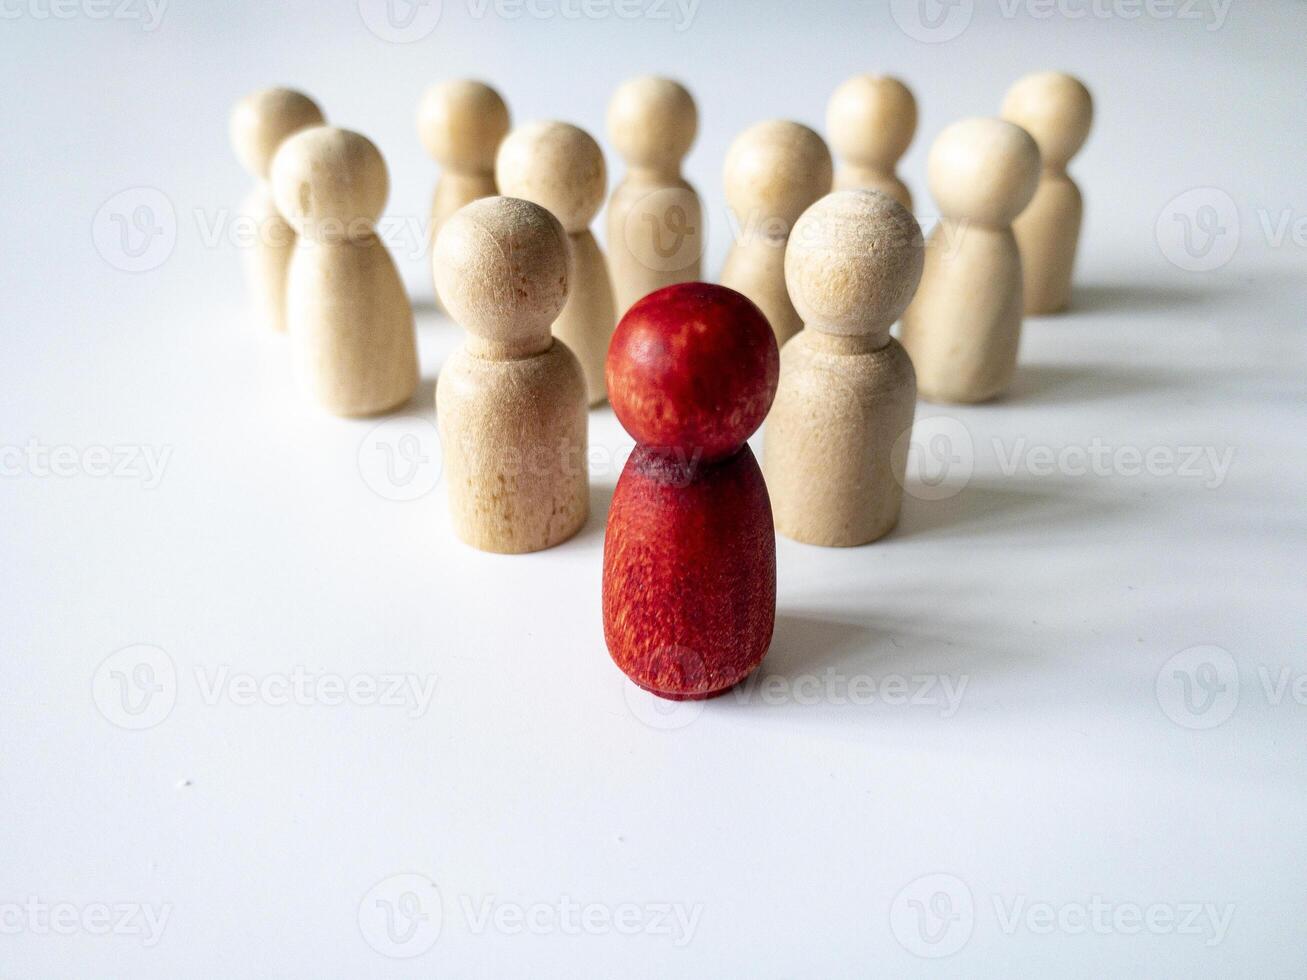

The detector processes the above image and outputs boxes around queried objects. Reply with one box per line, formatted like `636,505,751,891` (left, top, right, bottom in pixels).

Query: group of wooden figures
229,70,1093,700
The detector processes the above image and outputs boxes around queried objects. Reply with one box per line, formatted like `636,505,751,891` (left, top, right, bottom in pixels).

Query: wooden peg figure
271,127,418,416
495,121,616,406
605,76,704,317
417,79,510,306
433,197,589,554
604,283,779,701
720,121,833,347
900,118,1040,404
826,74,917,211
229,88,325,332
764,190,924,546
1001,71,1094,314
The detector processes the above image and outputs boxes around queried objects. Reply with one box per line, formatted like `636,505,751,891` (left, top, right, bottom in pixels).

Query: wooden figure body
605,76,704,317
229,88,324,332
1001,71,1094,314
826,74,917,211
900,118,1040,404
720,121,832,348
603,283,779,700
271,127,418,416
496,121,615,405
433,196,588,553
764,190,924,546
417,80,510,308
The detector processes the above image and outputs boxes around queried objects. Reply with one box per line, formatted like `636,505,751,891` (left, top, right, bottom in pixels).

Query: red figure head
606,283,780,462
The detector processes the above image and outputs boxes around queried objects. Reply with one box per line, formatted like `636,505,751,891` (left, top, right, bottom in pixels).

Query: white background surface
2,0,1305,976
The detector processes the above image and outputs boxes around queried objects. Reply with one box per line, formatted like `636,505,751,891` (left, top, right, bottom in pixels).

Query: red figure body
603,283,779,700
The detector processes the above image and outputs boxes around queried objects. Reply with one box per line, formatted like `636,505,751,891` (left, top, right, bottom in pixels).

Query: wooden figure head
495,121,606,234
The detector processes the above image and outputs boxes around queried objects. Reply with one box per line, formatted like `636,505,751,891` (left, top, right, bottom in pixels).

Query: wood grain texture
496,120,616,405
900,117,1039,404
827,74,916,211
603,283,779,700
272,126,418,416
417,80,510,311
764,189,923,546
604,445,775,699
720,121,832,347
229,87,325,332
433,196,588,553
605,76,704,317
1002,71,1093,314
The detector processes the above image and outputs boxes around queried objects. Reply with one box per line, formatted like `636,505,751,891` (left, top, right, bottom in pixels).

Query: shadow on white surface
897,476,1113,541
763,611,878,678
1070,280,1234,316
1006,361,1196,405
574,482,616,546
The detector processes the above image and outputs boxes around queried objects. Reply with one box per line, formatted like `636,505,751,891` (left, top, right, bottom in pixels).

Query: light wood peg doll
764,189,924,546
229,88,325,332
1001,71,1094,314
433,196,589,554
720,120,833,348
495,121,616,406
605,75,704,318
900,117,1040,404
826,74,917,211
271,126,418,416
417,79,510,308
